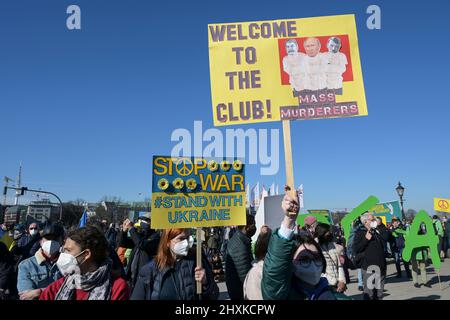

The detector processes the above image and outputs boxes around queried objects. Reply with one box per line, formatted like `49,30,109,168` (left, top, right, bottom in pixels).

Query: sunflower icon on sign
157,178,169,191
173,178,184,190
186,179,197,191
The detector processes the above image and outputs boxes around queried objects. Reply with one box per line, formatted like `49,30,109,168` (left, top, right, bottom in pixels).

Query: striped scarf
55,259,112,300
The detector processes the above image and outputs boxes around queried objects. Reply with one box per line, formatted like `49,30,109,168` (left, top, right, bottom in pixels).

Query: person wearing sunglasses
261,186,336,300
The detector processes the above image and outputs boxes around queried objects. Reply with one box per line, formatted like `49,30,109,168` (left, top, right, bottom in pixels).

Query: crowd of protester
1,190,449,300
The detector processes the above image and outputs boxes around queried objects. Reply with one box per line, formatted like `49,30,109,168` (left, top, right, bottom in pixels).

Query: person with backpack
391,217,412,279
346,218,365,291
432,215,444,261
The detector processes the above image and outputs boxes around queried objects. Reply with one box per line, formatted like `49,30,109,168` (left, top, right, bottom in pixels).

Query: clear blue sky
1,0,449,213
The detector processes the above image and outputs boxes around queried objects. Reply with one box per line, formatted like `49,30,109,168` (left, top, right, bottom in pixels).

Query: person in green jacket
443,216,449,258
261,188,336,300
432,215,444,261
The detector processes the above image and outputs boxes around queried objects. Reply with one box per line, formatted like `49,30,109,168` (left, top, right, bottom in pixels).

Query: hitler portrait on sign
322,37,348,95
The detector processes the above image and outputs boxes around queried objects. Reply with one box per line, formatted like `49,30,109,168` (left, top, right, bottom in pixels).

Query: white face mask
292,260,323,286
41,240,60,256
370,221,378,229
171,236,194,257
56,251,85,276
29,229,38,236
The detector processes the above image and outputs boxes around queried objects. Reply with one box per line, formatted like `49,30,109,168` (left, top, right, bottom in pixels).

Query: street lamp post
396,181,405,221
3,177,14,206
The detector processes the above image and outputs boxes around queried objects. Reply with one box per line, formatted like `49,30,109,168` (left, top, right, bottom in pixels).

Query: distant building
26,199,60,223
3,205,28,225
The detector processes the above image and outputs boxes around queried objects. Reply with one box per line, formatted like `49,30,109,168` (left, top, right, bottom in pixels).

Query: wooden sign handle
282,120,297,217
196,227,203,295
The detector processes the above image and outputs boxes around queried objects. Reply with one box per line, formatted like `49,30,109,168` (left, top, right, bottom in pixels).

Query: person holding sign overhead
130,228,218,300
261,187,336,300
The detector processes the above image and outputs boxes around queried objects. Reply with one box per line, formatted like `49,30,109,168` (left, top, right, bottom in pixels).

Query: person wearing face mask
131,228,218,300
315,223,347,295
14,223,41,264
40,225,130,300
16,223,64,300
225,214,257,300
261,187,335,300
122,216,160,290
353,212,389,300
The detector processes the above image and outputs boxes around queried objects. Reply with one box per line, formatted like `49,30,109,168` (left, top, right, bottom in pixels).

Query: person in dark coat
207,228,220,258
131,228,218,300
122,218,160,288
0,242,17,300
353,212,389,300
375,218,389,252
14,223,42,263
105,223,118,250
225,214,256,300
390,217,412,278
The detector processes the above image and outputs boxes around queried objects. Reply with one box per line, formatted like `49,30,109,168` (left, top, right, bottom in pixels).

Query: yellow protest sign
151,156,246,229
208,14,367,126
434,198,450,213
